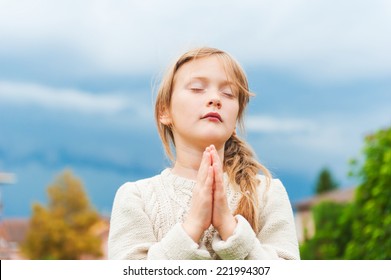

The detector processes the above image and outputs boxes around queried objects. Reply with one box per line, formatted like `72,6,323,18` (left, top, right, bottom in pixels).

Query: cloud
0,0,390,81
1,0,390,218
245,115,359,183
0,80,149,116
245,114,367,167
246,115,316,133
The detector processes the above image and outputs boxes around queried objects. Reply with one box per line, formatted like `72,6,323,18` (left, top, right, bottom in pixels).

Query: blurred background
0,0,390,259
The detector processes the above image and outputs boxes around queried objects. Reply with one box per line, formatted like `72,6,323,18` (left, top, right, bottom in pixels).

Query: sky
0,0,390,218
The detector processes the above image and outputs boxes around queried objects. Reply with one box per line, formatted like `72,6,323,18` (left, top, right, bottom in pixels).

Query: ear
159,111,172,126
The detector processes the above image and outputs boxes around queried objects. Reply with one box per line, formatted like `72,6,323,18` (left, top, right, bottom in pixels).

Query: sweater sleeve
212,179,300,260
108,182,211,260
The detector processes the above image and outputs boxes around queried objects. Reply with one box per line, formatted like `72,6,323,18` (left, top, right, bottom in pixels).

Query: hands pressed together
182,145,237,243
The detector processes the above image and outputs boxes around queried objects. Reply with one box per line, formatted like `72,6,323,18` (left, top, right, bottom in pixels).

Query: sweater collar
161,168,230,189
161,168,197,189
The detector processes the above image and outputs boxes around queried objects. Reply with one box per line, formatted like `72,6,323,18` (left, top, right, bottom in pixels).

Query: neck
171,142,225,180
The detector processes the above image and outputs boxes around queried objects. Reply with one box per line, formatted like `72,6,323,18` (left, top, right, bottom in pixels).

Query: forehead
174,55,235,84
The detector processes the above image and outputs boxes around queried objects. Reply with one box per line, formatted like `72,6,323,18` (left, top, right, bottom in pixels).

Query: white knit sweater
108,168,300,260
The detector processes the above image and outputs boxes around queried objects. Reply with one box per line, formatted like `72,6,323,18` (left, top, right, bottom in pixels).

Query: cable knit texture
108,168,300,260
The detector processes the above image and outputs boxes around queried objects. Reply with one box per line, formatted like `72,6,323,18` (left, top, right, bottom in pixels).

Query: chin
198,134,231,147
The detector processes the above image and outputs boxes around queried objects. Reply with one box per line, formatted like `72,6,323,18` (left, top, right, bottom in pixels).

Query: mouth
201,112,223,122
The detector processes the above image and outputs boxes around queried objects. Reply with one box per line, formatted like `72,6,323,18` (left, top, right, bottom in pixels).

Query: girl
108,47,300,260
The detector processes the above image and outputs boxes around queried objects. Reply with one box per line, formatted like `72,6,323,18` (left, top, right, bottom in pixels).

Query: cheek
230,102,240,122
224,105,240,131
170,95,194,123
170,93,184,114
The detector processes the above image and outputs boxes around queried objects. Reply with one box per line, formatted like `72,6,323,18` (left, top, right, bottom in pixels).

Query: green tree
300,126,391,259
300,201,353,259
344,127,391,259
22,170,102,259
315,167,338,194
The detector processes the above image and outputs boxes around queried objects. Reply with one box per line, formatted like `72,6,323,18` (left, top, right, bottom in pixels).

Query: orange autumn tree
22,170,102,259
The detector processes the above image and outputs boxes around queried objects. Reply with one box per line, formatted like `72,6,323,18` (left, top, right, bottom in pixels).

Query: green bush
301,126,391,259
344,127,391,259
300,202,353,259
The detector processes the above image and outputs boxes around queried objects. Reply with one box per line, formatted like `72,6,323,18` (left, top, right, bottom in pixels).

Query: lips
202,112,222,122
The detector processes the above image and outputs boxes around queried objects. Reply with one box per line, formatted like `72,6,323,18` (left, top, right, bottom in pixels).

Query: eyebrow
188,76,234,86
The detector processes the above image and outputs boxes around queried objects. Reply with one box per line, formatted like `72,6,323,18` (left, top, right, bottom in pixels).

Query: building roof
294,187,356,212
0,218,29,244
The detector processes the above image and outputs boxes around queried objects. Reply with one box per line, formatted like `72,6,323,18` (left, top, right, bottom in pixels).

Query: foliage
22,170,102,259
315,167,338,194
344,127,391,259
300,202,353,259
300,126,391,259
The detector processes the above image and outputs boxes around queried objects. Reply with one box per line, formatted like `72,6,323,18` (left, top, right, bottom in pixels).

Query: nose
207,97,221,109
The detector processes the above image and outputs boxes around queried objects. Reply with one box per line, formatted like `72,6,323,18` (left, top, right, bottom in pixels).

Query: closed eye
221,87,236,98
188,81,206,93
222,91,234,97
190,87,205,93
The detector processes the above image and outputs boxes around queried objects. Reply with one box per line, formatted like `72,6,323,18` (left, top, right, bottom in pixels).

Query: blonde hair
154,47,271,233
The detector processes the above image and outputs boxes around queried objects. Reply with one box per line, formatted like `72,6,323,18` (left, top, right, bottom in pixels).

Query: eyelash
222,90,233,96
190,87,205,93
189,86,236,98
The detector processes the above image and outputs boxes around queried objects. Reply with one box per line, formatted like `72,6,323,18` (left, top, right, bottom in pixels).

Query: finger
203,165,214,195
196,151,208,181
197,150,212,183
205,166,214,188
205,147,213,166
213,162,224,193
210,145,223,172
